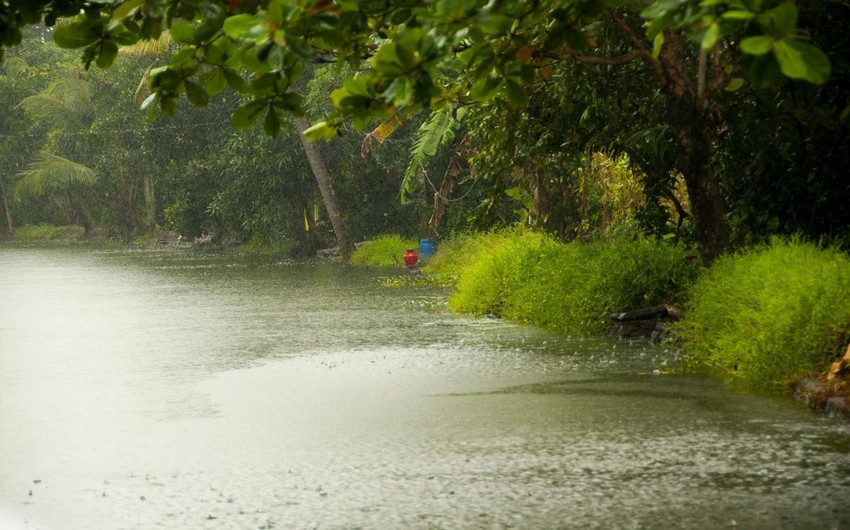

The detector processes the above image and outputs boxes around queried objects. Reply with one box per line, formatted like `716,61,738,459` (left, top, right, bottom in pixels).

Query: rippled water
1,245,849,529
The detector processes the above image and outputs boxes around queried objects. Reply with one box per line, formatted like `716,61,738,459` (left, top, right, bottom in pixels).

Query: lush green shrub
674,237,850,393
350,234,419,266
447,230,551,316
442,229,700,335
423,229,521,278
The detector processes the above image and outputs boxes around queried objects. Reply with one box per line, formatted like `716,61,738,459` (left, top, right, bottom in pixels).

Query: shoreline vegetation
349,229,850,418
5,225,850,418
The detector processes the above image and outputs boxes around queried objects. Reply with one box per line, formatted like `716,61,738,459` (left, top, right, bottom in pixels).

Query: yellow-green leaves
169,21,195,45
740,35,774,55
772,39,831,85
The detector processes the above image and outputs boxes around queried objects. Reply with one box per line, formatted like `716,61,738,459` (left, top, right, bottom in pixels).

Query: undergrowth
351,234,419,266
429,229,700,335
674,237,850,393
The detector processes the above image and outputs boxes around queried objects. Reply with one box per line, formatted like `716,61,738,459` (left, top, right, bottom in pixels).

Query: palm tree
14,150,98,229
16,77,92,129
1,172,14,236
293,115,353,259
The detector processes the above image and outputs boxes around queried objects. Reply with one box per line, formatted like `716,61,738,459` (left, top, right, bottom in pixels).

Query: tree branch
607,8,666,85
559,49,643,65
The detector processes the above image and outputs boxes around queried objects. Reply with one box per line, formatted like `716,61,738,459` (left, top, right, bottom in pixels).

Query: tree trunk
0,174,14,236
293,116,353,260
143,173,156,238
658,31,730,265
669,101,730,265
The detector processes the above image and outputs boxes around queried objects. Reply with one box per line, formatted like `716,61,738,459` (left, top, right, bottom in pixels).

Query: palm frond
119,33,173,57
16,78,91,126
2,56,30,78
14,151,98,201
400,105,461,203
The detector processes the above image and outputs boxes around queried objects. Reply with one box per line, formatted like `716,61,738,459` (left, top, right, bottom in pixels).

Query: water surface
1,246,849,529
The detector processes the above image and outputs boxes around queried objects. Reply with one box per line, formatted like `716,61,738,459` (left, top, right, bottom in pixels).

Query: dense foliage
674,238,850,393
1,0,846,265
0,37,434,249
427,229,700,335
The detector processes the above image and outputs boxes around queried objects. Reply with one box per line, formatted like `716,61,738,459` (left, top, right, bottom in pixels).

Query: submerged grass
429,229,700,335
674,237,850,393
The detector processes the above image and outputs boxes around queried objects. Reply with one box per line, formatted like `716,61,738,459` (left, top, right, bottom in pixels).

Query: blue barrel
419,239,436,262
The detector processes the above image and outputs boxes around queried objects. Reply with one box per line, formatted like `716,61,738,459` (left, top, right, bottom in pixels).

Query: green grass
350,234,419,266
13,224,86,240
432,229,701,335
673,237,850,393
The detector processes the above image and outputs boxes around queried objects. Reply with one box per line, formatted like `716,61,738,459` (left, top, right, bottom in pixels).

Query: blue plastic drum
419,239,436,263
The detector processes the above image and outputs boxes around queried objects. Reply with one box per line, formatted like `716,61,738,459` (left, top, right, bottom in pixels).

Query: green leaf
724,77,745,91
740,35,773,55
502,79,528,108
223,14,262,39
263,107,281,136
303,120,339,141
231,101,267,129
701,22,721,50
204,69,227,96
747,54,780,88
53,22,100,49
169,21,196,44
267,45,285,71
652,32,665,59
160,96,178,116
95,41,118,68
140,93,158,111
646,12,675,41
721,10,754,21
767,3,798,35
470,77,501,101
221,70,251,94
112,0,145,20
195,18,224,42
184,81,210,107
169,46,197,67
475,13,512,35
773,39,831,84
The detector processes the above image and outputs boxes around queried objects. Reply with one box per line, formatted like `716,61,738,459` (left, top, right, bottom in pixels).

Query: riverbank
413,230,850,418
6,228,850,419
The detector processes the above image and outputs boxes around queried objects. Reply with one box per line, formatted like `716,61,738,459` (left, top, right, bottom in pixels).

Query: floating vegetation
403,298,449,312
379,273,458,288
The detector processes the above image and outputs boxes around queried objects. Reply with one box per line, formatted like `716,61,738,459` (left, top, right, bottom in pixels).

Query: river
1,245,849,529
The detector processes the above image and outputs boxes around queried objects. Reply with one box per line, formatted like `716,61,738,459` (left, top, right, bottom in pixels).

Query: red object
403,249,419,267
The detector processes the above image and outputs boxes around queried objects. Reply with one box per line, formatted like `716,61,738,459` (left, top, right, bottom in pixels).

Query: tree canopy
1,0,845,262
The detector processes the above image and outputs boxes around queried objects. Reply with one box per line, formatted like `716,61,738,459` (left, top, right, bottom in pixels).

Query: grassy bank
425,229,700,335
350,234,419,266
7,224,87,240
673,237,850,393
425,230,850,394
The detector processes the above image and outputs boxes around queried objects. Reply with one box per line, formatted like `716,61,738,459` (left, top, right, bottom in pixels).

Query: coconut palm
14,150,98,229
16,77,92,129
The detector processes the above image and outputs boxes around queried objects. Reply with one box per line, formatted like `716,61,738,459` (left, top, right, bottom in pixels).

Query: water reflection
1,246,849,529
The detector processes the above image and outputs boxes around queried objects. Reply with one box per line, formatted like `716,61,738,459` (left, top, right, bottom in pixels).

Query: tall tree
293,115,352,258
